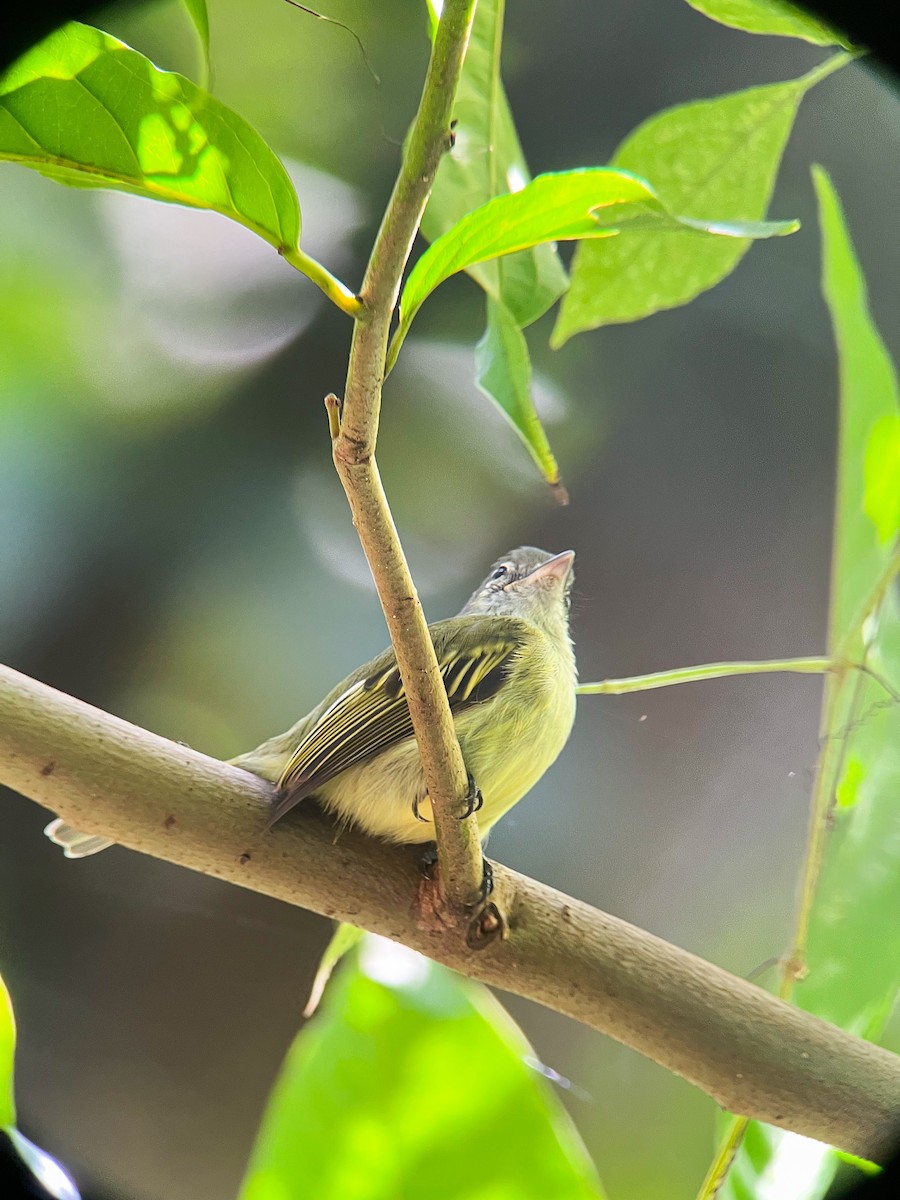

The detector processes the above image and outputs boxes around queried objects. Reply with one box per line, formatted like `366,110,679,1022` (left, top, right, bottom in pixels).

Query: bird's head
461,546,575,637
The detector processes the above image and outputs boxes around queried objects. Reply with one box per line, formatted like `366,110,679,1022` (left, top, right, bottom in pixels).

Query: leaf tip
550,480,570,506
548,321,571,350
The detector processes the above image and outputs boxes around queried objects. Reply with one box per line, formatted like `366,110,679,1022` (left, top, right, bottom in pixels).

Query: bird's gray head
461,546,575,634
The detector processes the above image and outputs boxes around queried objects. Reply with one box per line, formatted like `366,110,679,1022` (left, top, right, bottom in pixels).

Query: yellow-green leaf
864,413,900,547
422,0,567,328
181,0,211,83
476,298,563,489
392,168,796,367
716,164,900,1200
0,972,15,1128
684,0,849,46
302,922,364,1017
240,942,606,1200
553,55,847,343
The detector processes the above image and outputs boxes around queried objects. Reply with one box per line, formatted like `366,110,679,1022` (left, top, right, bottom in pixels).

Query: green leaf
717,1123,838,1200
422,0,567,328
476,298,564,489
865,414,900,545
420,0,568,490
0,22,300,253
0,972,15,1128
2,970,79,1196
4,1129,82,1200
303,922,364,1017
817,170,900,645
181,0,211,83
684,0,849,46
806,165,900,1031
553,54,848,344
393,168,797,366
717,166,900,1200
239,940,606,1200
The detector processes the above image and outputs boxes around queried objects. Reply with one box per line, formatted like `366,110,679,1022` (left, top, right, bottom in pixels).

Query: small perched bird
45,547,577,857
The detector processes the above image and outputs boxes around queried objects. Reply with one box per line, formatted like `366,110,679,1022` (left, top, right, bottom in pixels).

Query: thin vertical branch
328,0,484,914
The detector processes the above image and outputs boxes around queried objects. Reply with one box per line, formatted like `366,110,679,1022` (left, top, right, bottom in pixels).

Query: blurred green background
1,1,899,1198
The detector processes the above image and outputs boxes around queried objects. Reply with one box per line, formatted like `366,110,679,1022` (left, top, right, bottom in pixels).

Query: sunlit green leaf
393,168,797,366
422,0,567,327
0,23,300,253
476,298,563,488
684,0,849,46
239,941,606,1200
553,55,847,344
865,414,900,546
717,165,900,1200
0,972,15,1128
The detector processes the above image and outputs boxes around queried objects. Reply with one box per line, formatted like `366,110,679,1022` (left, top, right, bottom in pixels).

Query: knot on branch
333,429,374,469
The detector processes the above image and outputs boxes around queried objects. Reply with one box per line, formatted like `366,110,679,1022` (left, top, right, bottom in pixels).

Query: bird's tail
43,819,115,858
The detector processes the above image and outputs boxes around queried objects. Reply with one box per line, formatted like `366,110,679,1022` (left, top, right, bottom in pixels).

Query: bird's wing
268,620,524,827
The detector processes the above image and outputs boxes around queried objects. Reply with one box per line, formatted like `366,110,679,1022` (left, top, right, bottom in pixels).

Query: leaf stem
693,1116,751,1200
780,665,863,999
800,50,857,91
281,246,364,317
577,656,833,695
836,540,900,660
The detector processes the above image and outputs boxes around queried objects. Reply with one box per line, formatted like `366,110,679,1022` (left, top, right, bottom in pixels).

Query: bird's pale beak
520,550,575,586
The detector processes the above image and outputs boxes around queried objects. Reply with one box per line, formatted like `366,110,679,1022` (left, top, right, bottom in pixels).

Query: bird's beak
519,549,575,586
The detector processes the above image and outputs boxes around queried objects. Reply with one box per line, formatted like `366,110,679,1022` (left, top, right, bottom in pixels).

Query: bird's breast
317,632,576,845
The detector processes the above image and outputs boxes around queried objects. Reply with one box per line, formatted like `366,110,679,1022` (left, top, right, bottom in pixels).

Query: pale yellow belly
316,665,576,844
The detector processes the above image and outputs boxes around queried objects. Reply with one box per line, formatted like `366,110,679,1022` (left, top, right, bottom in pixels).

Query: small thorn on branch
325,392,342,440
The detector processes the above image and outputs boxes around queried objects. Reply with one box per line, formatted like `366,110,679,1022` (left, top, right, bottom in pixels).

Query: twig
2,662,899,1162
577,657,833,695
328,0,484,913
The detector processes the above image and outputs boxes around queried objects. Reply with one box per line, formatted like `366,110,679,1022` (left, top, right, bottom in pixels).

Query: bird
44,547,577,857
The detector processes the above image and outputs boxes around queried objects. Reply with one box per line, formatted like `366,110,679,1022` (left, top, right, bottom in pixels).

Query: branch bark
2,662,899,1163
329,0,485,912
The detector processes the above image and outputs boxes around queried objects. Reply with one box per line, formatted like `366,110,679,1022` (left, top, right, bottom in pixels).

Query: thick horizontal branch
2,663,899,1161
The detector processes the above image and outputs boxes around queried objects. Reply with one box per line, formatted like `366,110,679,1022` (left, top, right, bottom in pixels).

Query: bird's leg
417,842,493,903
479,857,494,901
459,771,484,819
418,842,439,877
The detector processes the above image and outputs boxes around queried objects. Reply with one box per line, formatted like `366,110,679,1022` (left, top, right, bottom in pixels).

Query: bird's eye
490,564,510,582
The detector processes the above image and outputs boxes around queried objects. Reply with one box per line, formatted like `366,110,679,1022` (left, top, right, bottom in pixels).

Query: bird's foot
459,772,484,820
416,846,503,945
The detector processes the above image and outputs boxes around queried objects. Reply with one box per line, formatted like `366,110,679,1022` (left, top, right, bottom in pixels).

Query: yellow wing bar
273,637,518,817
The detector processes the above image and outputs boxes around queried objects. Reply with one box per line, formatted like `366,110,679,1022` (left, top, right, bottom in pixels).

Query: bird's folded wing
270,629,520,825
